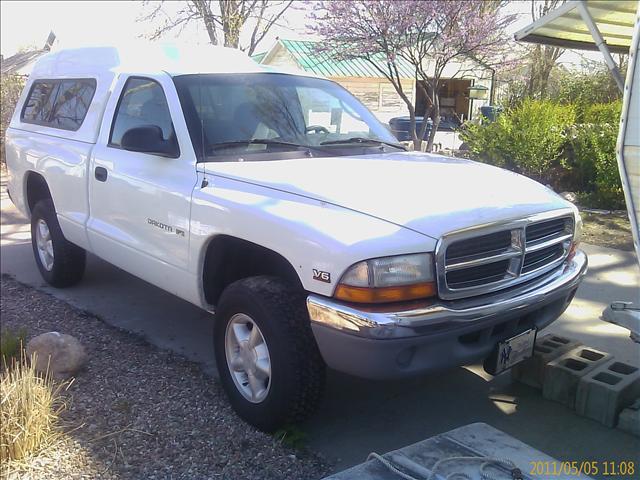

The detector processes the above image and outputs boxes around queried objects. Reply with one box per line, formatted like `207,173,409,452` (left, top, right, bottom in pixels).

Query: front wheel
214,276,325,432
30,199,86,287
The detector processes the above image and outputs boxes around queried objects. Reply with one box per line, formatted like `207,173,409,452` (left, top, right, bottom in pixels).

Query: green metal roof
251,52,267,63
272,39,415,79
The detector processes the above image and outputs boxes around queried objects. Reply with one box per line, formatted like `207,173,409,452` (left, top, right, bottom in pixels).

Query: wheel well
25,172,52,214
202,236,303,305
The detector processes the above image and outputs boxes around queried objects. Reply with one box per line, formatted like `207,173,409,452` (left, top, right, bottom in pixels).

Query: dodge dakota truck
5,45,587,431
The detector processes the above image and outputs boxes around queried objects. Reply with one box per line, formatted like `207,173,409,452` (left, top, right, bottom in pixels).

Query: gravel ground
1,275,331,479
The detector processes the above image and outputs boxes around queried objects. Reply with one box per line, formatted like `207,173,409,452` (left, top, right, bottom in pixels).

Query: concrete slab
322,423,591,480
2,175,640,475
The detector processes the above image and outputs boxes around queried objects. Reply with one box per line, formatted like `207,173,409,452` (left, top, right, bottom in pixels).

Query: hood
201,152,571,239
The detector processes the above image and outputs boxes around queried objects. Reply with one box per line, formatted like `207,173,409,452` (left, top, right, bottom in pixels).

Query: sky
1,0,601,68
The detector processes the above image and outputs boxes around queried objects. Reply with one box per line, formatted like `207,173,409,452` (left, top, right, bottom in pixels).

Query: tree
526,0,564,98
310,0,515,151
140,0,293,56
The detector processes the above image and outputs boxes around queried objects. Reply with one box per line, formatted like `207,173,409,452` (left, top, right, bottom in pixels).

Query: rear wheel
214,276,325,432
30,199,85,287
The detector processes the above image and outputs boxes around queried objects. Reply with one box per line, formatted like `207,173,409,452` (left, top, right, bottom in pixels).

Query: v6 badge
312,269,331,283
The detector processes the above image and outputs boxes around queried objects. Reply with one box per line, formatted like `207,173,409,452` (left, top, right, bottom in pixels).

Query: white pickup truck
5,45,587,431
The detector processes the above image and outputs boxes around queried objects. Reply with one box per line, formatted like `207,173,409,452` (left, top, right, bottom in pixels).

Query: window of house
109,77,176,147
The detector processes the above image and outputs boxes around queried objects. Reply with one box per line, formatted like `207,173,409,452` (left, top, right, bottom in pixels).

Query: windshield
173,73,400,160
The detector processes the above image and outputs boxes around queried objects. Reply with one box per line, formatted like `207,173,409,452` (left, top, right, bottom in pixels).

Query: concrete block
543,346,613,409
576,360,640,427
512,334,582,388
617,398,640,437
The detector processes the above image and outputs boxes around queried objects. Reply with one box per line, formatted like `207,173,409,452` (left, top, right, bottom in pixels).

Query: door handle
95,167,108,182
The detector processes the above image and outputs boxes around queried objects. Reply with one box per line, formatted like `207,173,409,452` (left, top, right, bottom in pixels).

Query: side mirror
121,125,179,158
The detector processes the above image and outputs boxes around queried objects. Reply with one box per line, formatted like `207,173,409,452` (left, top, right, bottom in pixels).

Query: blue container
479,106,503,122
389,116,433,142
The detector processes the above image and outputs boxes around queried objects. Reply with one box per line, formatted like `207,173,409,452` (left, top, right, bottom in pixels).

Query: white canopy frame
516,0,640,340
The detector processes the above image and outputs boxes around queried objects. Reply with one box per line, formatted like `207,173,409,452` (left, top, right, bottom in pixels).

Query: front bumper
307,250,588,379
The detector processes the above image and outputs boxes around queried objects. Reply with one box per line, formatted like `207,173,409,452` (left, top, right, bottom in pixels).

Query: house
253,38,494,127
254,38,415,124
1,32,57,77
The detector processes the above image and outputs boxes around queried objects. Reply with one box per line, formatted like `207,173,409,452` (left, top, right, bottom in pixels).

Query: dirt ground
581,211,634,251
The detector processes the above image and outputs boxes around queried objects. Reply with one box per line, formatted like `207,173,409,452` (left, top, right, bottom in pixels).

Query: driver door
87,74,198,273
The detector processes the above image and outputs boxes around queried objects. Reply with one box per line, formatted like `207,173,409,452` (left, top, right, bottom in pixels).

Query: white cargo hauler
516,0,640,341
4,43,587,431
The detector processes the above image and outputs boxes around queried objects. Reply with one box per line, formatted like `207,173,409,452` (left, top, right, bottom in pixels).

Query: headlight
568,212,583,261
573,212,583,245
335,253,436,303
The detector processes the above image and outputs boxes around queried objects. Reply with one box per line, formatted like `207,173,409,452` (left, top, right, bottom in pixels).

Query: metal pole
577,1,625,92
489,67,496,105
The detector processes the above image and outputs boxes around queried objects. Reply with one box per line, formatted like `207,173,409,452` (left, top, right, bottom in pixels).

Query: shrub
0,328,27,364
551,68,622,122
0,353,67,467
568,101,623,209
461,98,625,209
0,74,26,165
460,99,575,184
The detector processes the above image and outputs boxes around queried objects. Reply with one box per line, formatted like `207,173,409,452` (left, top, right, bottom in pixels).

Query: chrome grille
436,212,574,300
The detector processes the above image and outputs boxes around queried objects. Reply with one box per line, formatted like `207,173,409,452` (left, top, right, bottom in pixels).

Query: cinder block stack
543,347,612,408
511,334,640,437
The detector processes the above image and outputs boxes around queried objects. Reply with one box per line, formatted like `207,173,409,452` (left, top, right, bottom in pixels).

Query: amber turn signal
334,282,437,304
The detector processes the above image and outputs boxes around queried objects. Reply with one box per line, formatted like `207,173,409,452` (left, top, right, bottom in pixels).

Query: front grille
527,218,569,243
447,260,510,288
437,213,574,299
522,243,564,274
446,230,511,261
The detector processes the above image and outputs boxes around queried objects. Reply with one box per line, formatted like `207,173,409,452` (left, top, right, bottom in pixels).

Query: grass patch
1,328,27,364
0,352,68,471
274,424,308,450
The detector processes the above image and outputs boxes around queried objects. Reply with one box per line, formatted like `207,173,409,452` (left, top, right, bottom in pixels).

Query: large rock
26,332,87,379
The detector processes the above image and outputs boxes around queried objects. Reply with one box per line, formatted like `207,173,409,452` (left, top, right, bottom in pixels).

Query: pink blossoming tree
310,0,515,151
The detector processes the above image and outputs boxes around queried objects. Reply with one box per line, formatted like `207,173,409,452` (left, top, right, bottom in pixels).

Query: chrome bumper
307,250,588,340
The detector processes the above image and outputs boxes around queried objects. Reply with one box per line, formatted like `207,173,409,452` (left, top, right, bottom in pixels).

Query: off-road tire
214,275,326,432
30,199,86,287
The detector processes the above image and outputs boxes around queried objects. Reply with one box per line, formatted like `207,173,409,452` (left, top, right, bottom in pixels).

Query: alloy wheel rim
35,219,54,271
225,313,271,403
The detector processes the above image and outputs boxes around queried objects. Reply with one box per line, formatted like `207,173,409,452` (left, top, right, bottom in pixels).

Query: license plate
489,329,536,375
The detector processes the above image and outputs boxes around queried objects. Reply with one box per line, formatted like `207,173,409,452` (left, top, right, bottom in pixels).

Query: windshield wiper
320,137,406,150
208,139,312,151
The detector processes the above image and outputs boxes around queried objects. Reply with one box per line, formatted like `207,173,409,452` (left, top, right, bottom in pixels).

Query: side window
21,81,60,125
109,78,176,147
21,79,96,131
49,80,96,130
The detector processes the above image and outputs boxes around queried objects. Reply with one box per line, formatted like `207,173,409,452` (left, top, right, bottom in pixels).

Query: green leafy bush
0,328,27,365
460,99,575,183
568,101,623,209
1,75,26,165
460,99,624,209
551,69,621,122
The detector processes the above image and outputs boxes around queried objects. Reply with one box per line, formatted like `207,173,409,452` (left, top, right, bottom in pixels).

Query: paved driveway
2,179,639,473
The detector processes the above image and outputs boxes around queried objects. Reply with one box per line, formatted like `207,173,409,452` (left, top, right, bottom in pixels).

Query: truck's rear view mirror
121,125,179,158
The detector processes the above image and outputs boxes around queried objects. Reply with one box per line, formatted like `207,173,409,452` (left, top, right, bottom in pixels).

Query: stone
576,361,640,427
559,191,578,203
542,346,612,409
512,334,582,389
26,332,87,379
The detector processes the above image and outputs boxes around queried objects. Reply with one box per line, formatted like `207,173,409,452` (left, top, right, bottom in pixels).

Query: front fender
189,174,436,297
